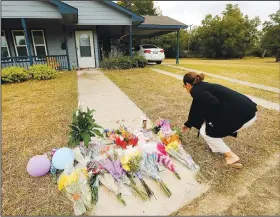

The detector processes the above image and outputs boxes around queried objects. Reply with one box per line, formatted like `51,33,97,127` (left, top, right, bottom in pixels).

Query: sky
155,1,280,29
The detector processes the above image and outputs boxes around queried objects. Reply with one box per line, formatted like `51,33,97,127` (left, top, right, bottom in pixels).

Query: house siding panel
63,1,132,25
1,1,62,19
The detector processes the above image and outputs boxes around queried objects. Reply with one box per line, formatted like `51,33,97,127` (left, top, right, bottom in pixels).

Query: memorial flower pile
28,107,201,216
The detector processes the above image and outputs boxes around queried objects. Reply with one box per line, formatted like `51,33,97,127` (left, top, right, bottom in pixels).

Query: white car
133,44,165,64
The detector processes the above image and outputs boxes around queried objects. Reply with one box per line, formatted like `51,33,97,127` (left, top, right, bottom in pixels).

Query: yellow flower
166,141,179,152
58,174,67,191
122,164,130,171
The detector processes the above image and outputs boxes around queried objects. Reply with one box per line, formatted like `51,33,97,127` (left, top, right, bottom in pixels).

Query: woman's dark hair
183,72,205,85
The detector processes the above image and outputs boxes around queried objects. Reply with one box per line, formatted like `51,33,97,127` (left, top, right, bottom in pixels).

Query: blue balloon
52,147,74,170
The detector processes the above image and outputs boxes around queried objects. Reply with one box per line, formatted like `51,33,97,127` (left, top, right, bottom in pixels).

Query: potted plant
68,107,103,155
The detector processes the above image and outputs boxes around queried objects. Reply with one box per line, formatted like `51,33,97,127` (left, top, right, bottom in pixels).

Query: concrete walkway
151,68,280,111
77,69,208,216
167,65,280,94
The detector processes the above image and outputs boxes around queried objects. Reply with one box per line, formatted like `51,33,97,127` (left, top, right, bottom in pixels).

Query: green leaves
68,107,103,148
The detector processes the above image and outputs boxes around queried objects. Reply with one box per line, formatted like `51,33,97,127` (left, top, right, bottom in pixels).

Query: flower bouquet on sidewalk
120,149,155,199
165,140,199,171
156,143,181,180
57,167,92,216
141,152,172,197
153,118,199,172
98,151,148,202
105,126,139,149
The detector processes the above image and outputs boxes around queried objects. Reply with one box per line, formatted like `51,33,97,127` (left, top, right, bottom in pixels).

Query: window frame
12,30,29,62
31,29,48,59
1,30,11,62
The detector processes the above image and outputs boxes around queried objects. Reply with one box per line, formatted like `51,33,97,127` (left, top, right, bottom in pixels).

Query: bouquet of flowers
157,143,181,179
89,174,99,205
99,148,149,201
165,140,199,171
58,167,92,216
121,149,155,199
106,126,139,149
99,172,126,206
141,152,172,197
154,119,199,172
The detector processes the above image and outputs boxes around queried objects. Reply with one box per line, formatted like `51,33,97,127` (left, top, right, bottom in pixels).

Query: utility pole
188,24,193,52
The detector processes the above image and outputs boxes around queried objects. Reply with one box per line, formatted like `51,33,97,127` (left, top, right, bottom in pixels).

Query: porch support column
21,18,33,66
63,25,71,71
129,25,133,57
176,29,180,64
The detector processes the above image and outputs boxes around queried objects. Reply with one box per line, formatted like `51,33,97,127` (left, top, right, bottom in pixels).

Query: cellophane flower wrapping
58,167,92,216
99,172,126,206
157,143,181,179
120,149,155,199
106,126,139,149
165,140,199,172
89,174,99,205
141,152,172,197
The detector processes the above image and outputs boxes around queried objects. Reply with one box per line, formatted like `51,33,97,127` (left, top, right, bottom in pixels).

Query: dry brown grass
2,72,78,216
222,166,280,215
163,57,279,88
153,65,280,104
104,68,280,215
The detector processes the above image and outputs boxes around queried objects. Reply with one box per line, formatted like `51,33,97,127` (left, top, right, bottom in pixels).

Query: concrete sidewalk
77,69,209,216
151,68,280,112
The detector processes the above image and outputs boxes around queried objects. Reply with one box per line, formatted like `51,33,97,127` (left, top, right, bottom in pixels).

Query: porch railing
1,55,70,70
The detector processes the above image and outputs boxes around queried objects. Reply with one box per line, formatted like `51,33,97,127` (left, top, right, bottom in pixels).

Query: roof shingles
142,16,187,27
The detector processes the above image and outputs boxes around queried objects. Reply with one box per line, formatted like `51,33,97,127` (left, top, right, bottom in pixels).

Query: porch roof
133,16,188,38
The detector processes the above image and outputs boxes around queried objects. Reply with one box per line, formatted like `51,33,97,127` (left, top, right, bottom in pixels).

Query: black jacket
184,82,257,138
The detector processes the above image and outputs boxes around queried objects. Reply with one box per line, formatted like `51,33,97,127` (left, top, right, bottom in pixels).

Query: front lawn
104,68,280,215
163,58,279,88
153,65,279,103
2,72,78,215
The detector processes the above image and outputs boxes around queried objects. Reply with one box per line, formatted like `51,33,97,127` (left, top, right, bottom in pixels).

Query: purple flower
99,159,125,180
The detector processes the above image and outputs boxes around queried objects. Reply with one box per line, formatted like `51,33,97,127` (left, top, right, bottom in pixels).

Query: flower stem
116,193,126,206
174,171,181,180
159,180,172,198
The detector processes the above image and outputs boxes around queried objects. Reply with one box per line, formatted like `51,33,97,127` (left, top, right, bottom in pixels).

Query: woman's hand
182,126,190,133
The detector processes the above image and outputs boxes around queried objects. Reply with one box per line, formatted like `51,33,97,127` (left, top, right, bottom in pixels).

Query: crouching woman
182,72,257,168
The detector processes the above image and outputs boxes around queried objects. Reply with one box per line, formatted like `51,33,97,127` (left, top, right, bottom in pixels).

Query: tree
261,10,280,62
117,0,161,16
193,4,261,58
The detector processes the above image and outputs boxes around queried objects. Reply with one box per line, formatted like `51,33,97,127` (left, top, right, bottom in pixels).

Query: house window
12,30,28,60
79,34,91,57
31,30,47,57
1,30,11,62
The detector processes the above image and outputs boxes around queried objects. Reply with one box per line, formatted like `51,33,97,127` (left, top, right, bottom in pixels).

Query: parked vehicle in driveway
133,44,165,64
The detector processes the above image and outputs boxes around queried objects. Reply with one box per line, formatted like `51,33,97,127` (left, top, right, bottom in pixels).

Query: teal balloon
52,147,74,170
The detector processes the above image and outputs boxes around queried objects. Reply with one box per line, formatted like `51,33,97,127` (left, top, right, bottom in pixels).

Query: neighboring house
1,0,188,70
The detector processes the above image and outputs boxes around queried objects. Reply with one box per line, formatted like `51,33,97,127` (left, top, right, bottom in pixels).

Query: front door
75,31,95,68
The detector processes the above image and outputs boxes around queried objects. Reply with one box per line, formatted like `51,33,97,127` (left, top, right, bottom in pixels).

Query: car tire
156,61,162,64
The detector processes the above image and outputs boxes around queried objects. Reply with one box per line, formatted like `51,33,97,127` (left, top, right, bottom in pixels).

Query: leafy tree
191,4,261,58
117,0,161,16
261,10,280,62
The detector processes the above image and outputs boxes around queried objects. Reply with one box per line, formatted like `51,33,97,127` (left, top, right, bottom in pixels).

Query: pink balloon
27,155,51,177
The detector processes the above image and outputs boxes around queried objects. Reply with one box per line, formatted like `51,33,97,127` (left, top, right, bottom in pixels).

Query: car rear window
142,45,158,49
